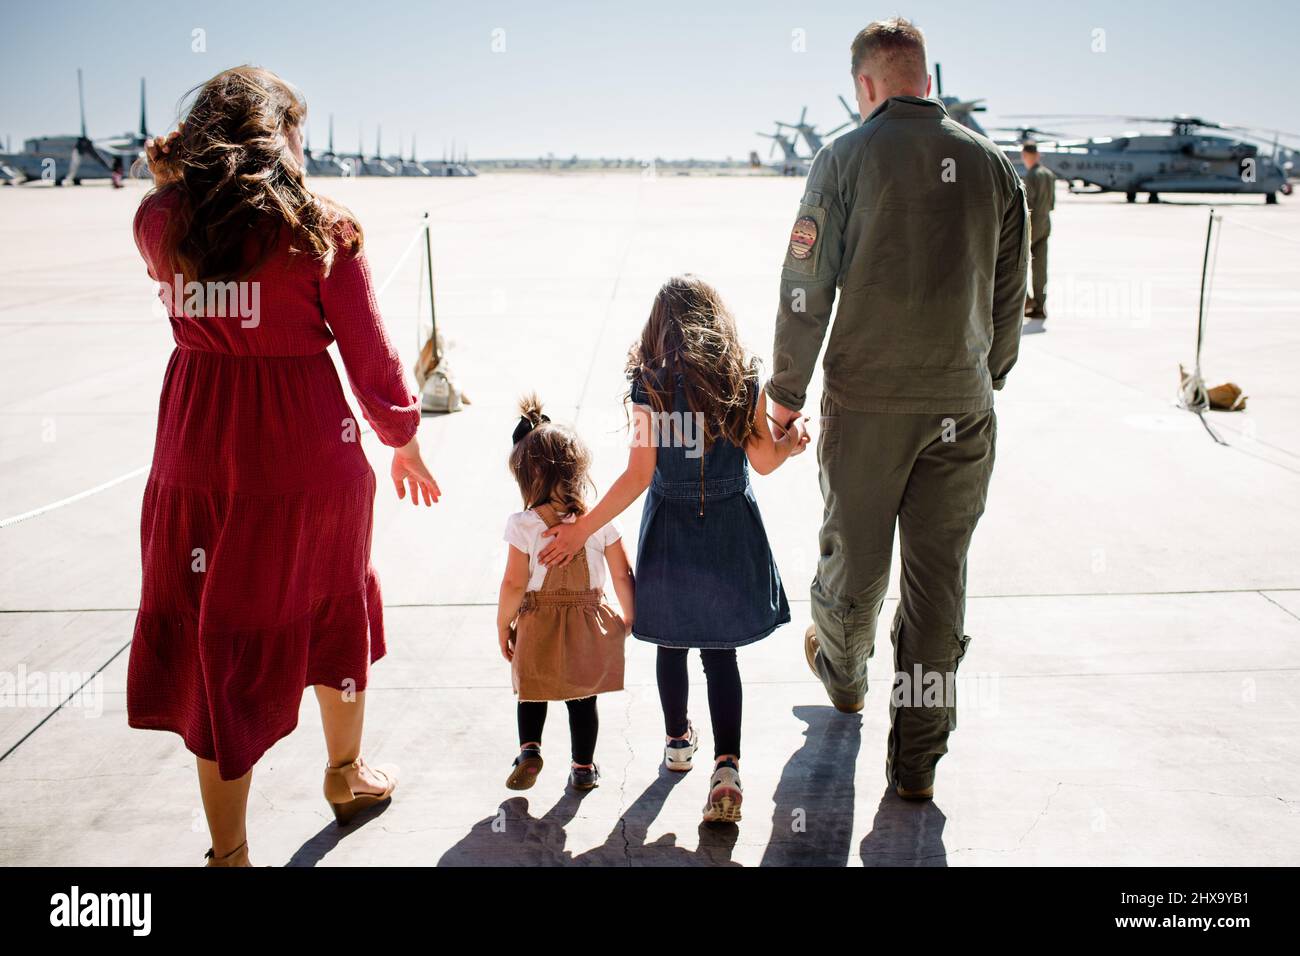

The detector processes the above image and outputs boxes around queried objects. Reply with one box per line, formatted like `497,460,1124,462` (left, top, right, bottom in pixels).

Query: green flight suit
767,96,1028,792
1022,162,1056,314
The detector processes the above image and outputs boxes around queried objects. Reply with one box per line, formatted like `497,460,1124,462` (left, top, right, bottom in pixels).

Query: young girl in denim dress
539,275,808,823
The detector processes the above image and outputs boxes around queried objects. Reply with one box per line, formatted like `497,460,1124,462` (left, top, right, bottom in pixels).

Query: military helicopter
305,114,353,177
1,70,148,185
345,125,397,176
1000,114,1297,203
388,134,431,176
755,125,809,176
775,106,852,157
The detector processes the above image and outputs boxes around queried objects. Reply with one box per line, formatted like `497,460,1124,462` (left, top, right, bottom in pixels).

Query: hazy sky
2,0,1296,160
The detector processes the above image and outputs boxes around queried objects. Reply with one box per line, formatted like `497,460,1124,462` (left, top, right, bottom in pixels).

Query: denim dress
630,374,790,649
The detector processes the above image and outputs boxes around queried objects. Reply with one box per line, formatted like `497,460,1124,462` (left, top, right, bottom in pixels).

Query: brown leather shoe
204,841,251,867
324,756,398,825
804,626,864,714
896,783,935,801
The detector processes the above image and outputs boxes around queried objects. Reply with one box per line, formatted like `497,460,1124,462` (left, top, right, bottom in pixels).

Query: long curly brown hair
148,65,361,283
508,394,594,516
626,275,759,449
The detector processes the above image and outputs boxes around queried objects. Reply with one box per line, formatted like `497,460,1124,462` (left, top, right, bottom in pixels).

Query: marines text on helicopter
1000,114,1297,203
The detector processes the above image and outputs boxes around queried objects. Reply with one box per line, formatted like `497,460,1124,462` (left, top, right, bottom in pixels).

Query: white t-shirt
503,510,622,591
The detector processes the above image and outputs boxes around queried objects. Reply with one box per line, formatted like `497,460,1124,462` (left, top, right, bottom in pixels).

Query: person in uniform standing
1021,140,1056,333
765,18,1028,801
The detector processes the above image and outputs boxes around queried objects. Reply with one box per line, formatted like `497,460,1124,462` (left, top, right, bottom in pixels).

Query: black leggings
517,697,598,765
656,647,742,759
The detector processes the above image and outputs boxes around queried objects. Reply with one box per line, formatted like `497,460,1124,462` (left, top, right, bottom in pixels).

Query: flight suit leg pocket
947,632,972,732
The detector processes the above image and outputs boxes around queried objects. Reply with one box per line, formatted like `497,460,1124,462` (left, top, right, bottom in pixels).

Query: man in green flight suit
765,17,1028,801
1021,140,1056,333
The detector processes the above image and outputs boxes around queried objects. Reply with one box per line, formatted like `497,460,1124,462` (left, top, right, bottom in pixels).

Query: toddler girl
498,395,634,791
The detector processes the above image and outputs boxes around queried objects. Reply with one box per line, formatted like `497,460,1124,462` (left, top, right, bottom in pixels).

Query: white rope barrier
1215,215,1300,246
0,217,431,530
0,466,151,529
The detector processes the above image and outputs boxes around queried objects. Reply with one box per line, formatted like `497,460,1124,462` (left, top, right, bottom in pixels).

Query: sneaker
505,746,543,791
1022,317,1047,335
569,763,600,791
664,723,699,772
702,759,743,824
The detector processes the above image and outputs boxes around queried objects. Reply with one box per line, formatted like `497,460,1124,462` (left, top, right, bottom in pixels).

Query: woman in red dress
127,66,440,866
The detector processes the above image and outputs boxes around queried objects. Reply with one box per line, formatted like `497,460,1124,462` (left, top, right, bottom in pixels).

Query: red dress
126,190,420,780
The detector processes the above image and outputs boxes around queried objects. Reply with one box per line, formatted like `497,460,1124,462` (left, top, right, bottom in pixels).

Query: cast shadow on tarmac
286,800,394,868
764,705,947,867
437,766,741,866
435,705,948,866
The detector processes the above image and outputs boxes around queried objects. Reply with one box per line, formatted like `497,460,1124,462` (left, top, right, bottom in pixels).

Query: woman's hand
498,624,515,662
145,125,183,186
538,518,590,568
391,437,441,507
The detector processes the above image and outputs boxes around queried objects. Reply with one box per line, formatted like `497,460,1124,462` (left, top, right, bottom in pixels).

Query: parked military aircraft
347,125,396,176
390,135,431,176
755,126,809,176
1,70,148,185
305,114,353,177
1003,114,1296,202
775,107,852,157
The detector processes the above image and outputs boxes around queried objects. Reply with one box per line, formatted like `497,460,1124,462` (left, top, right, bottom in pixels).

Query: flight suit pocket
817,393,840,461
947,632,972,731
782,193,827,278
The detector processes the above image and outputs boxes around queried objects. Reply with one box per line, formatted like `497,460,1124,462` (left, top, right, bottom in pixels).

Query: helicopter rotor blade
77,68,87,139
139,77,148,140
838,94,859,124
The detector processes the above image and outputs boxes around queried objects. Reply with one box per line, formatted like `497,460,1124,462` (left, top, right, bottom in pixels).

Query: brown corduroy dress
511,505,627,702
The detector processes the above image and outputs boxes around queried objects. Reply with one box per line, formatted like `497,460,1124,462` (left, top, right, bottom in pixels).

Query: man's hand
767,395,800,431
538,518,590,568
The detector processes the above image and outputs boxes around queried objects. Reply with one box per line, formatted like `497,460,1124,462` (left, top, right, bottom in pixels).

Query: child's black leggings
517,697,598,765
656,647,742,759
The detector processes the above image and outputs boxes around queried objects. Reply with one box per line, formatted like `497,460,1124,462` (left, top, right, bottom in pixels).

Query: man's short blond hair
850,17,927,86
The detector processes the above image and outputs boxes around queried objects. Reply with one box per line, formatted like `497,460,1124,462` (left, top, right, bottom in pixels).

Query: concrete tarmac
1,174,1297,865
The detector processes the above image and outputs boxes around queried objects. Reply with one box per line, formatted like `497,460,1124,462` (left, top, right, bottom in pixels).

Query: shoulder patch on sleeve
789,216,819,260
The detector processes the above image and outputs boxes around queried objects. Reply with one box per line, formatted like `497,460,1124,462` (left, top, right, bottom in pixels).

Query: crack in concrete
616,689,635,867
1017,781,1064,847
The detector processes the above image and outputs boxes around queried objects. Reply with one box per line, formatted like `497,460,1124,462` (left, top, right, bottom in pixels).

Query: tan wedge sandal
204,840,251,867
323,757,399,825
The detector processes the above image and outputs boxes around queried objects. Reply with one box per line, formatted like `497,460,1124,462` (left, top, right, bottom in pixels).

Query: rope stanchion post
411,210,466,413
423,211,439,369
1180,208,1227,445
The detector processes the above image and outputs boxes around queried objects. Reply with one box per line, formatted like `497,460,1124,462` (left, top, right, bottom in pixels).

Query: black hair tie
511,414,550,446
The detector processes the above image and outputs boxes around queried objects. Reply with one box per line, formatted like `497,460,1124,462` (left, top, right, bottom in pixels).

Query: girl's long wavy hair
626,275,759,449
509,394,594,516
149,65,361,283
